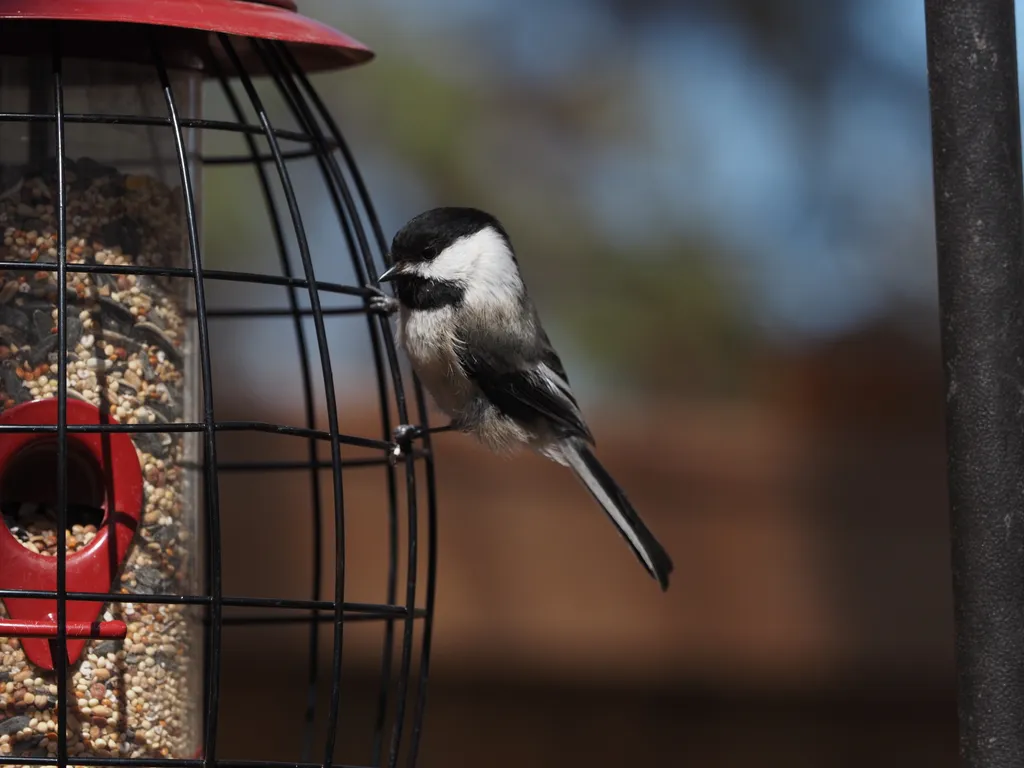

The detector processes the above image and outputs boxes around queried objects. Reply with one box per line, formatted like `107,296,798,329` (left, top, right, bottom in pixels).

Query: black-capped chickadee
368,207,673,590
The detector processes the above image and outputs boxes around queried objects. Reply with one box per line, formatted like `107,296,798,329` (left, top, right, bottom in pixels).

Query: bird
366,206,673,591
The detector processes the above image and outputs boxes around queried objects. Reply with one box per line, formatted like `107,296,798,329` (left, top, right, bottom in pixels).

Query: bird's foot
387,422,456,465
365,285,399,316
389,424,424,465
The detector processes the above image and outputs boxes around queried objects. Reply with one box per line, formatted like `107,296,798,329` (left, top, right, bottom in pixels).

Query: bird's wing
456,343,595,444
535,325,576,397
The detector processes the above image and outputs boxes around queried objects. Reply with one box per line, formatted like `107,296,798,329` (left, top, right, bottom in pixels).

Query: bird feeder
0,2,437,766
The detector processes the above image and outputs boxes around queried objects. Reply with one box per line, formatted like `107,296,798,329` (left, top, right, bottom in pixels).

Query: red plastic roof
0,0,374,71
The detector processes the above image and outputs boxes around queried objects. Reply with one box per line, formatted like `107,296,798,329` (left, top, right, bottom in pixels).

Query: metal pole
925,1,1024,766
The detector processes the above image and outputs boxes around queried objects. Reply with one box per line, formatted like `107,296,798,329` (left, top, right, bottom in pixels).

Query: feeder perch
0,398,142,671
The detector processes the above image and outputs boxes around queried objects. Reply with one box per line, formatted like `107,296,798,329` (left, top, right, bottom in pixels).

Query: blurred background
197,0,972,765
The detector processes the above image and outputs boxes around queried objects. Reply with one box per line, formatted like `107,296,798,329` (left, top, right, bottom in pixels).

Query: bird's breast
398,307,475,416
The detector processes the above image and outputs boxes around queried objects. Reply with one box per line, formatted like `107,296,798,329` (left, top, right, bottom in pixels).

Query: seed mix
0,157,200,763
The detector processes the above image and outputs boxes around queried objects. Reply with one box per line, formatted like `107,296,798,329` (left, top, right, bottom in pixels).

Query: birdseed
0,158,200,763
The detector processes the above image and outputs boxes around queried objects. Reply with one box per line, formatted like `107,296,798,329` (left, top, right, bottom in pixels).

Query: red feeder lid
0,0,373,73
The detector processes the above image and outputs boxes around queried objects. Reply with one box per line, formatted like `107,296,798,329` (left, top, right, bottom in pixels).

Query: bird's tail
562,442,674,591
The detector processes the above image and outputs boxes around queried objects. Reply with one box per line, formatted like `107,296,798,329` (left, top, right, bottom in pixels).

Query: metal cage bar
50,23,70,768
0,259,373,297
246,43,402,764
253,41,412,768
257,44,405,765
205,49,327,761
0,112,329,145
215,33,350,768
277,50,441,767
0,591,419,616
925,0,1024,766
149,34,227,768
0,421,390,450
0,758,382,768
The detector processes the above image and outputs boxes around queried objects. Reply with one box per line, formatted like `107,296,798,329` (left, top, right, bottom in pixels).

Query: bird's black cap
388,206,511,266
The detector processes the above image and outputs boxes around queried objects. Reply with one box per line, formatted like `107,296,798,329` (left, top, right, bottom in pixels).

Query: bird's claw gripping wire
365,285,399,316
389,424,424,465
388,422,457,464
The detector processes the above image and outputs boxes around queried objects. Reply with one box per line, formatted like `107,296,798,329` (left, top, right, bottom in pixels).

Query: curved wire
258,41,408,767
280,49,441,768
0,258,375,296
205,51,327,760
149,33,226,767
0,111,333,146
50,24,70,768
215,34,348,768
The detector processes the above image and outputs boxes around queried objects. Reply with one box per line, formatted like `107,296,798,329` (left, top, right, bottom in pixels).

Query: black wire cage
0,3,437,768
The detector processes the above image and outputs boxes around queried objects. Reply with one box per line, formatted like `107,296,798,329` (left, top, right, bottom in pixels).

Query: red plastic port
0,398,143,670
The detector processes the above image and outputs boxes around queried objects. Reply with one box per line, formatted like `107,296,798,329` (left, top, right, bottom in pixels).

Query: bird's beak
377,264,401,283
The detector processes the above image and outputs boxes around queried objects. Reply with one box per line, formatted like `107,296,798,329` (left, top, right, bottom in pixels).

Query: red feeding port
0,399,143,670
